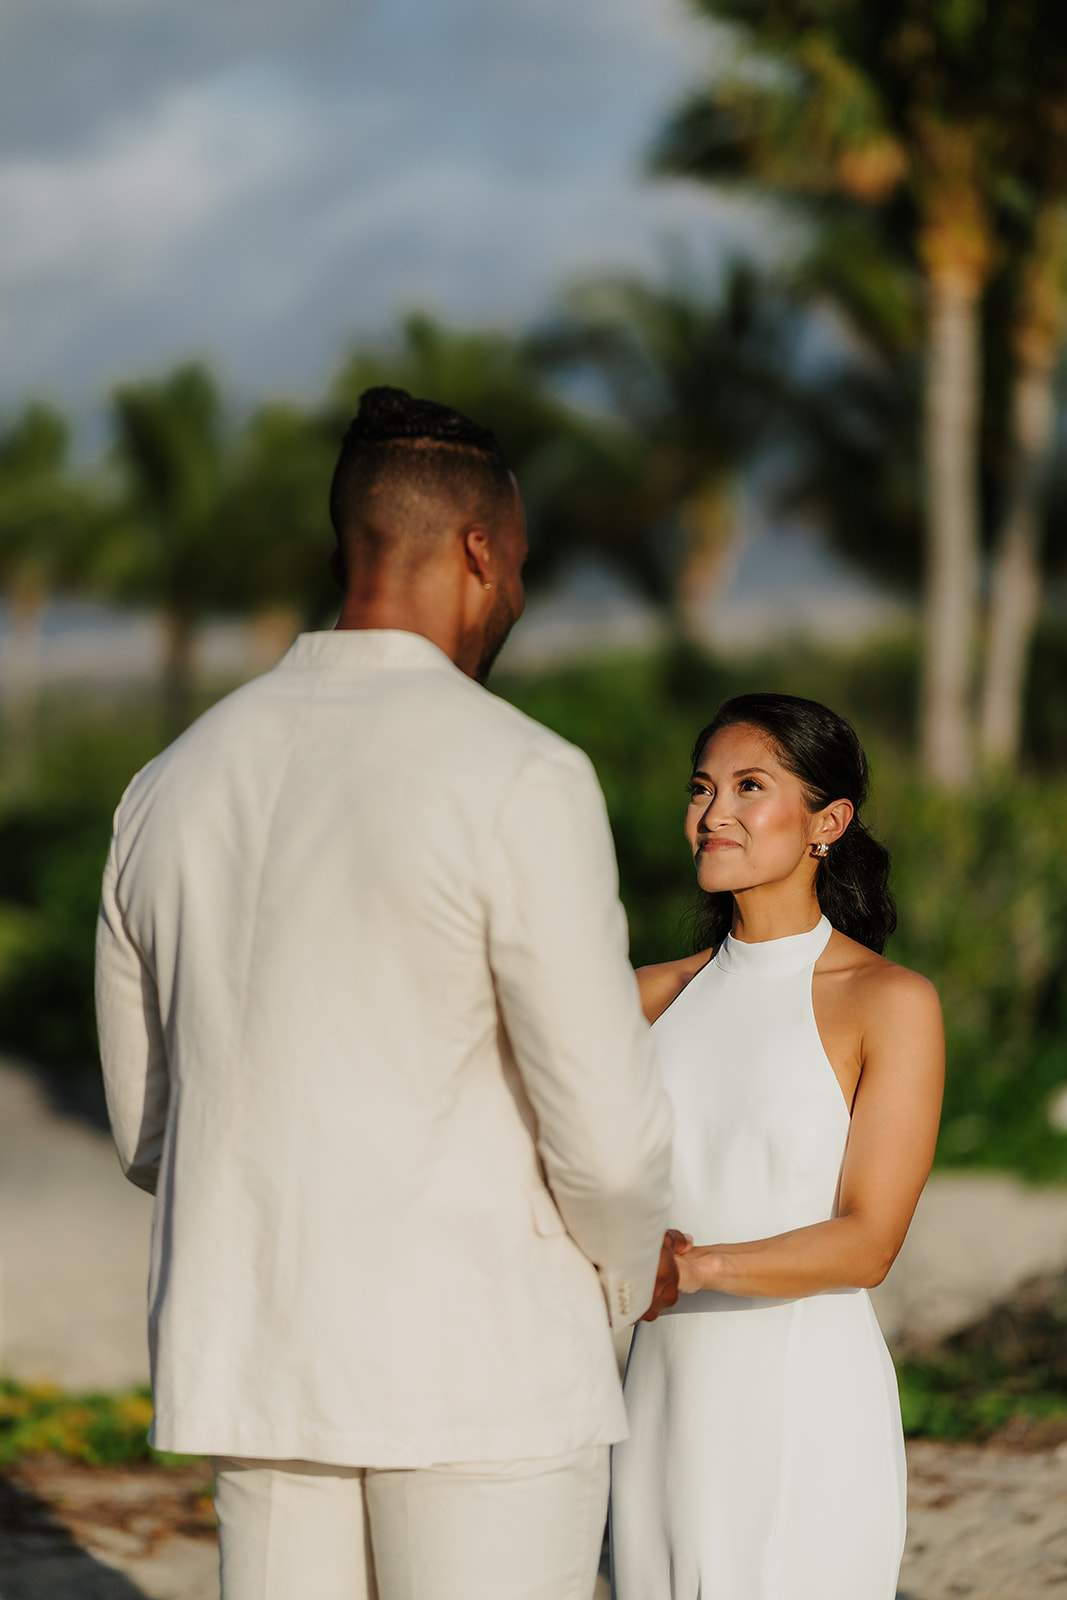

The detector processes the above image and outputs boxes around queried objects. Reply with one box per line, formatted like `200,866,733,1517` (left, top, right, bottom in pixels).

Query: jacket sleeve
95,832,170,1195
486,741,674,1328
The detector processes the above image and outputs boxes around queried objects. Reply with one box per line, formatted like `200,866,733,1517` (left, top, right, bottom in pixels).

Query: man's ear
463,524,492,588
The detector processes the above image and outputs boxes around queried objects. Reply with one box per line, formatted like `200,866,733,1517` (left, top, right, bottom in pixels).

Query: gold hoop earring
812,841,830,859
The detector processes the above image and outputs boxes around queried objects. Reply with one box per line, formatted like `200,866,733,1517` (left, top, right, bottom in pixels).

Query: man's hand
640,1229,691,1322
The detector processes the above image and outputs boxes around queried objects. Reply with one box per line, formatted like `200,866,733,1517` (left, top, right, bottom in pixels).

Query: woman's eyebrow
691,766,775,782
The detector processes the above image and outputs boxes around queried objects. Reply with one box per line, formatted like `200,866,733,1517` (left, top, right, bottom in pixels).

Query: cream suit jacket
96,629,673,1468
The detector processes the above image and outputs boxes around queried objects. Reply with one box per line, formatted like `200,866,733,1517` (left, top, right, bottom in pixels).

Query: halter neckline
713,915,832,979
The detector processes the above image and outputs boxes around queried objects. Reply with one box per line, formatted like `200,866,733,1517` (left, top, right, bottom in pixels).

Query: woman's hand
676,1243,718,1295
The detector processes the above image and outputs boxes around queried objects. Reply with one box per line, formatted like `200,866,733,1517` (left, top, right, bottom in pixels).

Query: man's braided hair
341,385,503,455
329,387,513,552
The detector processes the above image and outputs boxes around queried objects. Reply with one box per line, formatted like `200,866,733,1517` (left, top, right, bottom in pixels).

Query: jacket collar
279,629,460,675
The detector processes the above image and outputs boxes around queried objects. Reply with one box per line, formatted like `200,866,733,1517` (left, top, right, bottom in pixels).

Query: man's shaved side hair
329,387,515,575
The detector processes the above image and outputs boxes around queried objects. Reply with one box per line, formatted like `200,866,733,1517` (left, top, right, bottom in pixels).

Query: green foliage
657,0,1067,614
499,638,923,965
0,403,99,606
1,1365,1062,1454
105,365,236,614
897,1357,1067,1441
503,650,722,962
226,401,339,627
1028,623,1067,766
897,1272,1067,1439
329,310,656,596
876,775,1067,1177
2,640,1067,1184
501,642,1067,1180
0,1380,196,1467
0,700,175,1072
535,267,807,617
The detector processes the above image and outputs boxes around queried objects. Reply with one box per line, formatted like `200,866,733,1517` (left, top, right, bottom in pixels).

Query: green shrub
0,1379,196,1467
2,642,1067,1181
897,1358,1067,1440
501,644,1067,1181
0,701,165,1074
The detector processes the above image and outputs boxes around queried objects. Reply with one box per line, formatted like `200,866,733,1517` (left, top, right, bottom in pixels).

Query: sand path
5,1054,1067,1597
4,1442,1067,1599
7,1054,1067,1386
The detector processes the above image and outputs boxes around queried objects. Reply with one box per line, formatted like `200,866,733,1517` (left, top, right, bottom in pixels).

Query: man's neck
334,587,484,678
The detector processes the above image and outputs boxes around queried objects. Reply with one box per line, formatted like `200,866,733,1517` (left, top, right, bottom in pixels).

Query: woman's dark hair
689,692,897,955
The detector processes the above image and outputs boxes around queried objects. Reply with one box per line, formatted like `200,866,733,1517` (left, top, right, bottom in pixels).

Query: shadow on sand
0,1472,151,1600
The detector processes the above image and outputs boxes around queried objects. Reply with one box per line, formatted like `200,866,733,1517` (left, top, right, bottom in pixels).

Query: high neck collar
714,915,832,979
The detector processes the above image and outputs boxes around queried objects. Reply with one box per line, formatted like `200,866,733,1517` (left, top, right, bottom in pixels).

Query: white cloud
0,76,308,291
0,0,761,419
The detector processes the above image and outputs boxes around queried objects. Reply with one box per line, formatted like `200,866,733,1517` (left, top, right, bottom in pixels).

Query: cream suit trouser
212,1446,609,1600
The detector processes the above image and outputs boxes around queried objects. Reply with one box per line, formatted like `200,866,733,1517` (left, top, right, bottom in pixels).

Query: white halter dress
611,917,906,1600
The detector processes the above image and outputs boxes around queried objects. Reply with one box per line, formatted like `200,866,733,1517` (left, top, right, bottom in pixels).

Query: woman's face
685,722,823,896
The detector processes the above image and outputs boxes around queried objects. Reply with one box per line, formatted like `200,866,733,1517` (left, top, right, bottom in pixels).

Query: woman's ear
812,798,854,849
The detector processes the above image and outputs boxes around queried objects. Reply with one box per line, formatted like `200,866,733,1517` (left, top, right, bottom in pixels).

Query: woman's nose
698,797,730,830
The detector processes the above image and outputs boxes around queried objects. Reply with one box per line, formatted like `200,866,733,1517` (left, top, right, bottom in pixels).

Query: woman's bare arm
636,952,713,1026
676,963,944,1298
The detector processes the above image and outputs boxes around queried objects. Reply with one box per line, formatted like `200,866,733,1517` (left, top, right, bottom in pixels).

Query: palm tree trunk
161,609,196,740
920,269,983,788
979,215,1064,769
1,581,46,788
676,477,735,644
978,357,1055,768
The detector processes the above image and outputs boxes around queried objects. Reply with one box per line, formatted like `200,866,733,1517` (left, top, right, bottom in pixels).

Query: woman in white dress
611,693,944,1600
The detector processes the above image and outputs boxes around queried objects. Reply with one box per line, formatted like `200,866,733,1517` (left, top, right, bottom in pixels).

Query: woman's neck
730,885,823,945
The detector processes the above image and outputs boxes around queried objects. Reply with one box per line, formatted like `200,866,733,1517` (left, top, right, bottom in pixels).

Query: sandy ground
871,1176,1067,1350
0,1461,217,1600
6,1052,1067,1597
898,1439,1067,1599
4,1442,1067,1600
7,1054,1067,1388
0,1064,152,1390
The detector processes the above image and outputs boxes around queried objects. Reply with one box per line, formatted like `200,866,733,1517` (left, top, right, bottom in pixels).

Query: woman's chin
696,867,743,895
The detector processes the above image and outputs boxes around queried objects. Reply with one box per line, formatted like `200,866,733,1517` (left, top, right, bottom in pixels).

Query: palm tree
534,265,799,638
225,400,341,644
330,311,656,596
106,364,242,736
0,403,92,723
980,205,1067,767
654,0,1067,787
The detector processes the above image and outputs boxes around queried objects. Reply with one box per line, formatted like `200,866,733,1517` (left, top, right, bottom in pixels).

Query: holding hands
640,1229,693,1321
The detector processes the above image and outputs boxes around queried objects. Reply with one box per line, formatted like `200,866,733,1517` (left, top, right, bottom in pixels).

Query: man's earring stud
483,579,492,591
812,841,829,859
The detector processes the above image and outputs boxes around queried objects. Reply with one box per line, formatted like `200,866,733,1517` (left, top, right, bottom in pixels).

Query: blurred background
4,1,1067,1587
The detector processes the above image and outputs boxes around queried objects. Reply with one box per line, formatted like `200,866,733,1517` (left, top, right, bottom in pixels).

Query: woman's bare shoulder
821,930,941,1019
636,950,714,1025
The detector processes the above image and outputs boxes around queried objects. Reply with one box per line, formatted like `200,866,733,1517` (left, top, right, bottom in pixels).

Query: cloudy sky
0,0,768,424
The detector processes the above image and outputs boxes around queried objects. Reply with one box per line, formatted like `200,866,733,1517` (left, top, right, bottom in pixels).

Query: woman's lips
698,838,741,851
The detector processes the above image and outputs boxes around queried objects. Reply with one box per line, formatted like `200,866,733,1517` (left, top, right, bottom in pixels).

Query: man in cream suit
96,387,675,1600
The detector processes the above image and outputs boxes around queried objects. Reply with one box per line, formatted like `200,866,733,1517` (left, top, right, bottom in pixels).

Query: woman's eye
739,778,762,793
687,784,712,801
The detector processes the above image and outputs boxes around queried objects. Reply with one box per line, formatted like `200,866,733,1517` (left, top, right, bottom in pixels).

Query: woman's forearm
679,1214,897,1299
